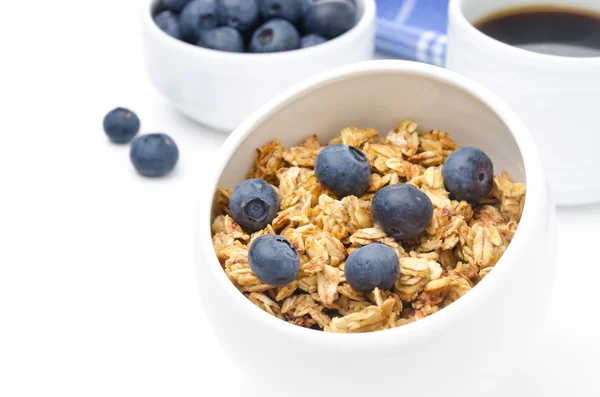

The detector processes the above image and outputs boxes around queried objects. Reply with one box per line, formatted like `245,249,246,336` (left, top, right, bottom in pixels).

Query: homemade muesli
211,120,525,333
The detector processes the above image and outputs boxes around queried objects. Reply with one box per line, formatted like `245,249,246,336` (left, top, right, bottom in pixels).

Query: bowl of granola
197,61,556,396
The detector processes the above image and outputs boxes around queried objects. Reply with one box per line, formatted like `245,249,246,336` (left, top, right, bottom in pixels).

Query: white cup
446,0,600,206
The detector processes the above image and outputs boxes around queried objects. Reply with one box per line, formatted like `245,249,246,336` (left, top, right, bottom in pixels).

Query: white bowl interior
215,70,525,195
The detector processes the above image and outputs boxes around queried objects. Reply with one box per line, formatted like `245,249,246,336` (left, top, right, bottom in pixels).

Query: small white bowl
196,61,556,396
141,0,376,131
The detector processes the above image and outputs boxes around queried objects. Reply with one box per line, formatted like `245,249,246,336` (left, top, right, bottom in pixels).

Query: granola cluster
211,121,526,333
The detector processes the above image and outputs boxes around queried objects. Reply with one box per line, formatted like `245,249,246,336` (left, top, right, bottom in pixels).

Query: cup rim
198,60,547,347
449,0,600,65
142,0,376,62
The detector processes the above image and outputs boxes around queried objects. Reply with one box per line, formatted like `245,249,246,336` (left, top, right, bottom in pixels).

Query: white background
1,1,599,396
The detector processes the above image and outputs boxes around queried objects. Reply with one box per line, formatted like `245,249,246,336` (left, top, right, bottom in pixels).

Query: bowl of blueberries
141,0,376,131
195,60,556,396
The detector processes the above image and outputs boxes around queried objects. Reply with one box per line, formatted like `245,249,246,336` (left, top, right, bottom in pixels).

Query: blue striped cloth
376,0,449,66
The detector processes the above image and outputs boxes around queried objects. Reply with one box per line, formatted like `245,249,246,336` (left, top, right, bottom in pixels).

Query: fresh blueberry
229,178,280,232
179,0,219,43
300,34,327,48
303,0,357,39
198,26,244,52
130,134,179,177
314,144,371,198
154,10,182,39
371,184,433,240
250,19,301,53
217,0,260,33
442,147,494,204
160,0,192,12
103,107,140,144
344,244,400,293
248,235,300,287
258,0,301,24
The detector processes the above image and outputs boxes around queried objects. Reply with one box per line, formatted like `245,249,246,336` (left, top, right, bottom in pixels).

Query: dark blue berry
314,144,371,198
258,0,301,24
154,10,182,39
230,179,280,232
160,0,193,12
180,0,219,43
198,26,244,52
217,0,260,33
303,0,357,39
300,34,327,48
371,184,433,240
103,108,140,144
344,244,400,292
250,19,301,53
130,134,179,177
442,147,494,204
248,235,300,287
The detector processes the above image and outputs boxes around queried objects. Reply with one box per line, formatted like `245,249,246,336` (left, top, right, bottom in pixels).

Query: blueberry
103,107,140,144
442,147,494,204
303,0,357,39
344,244,400,292
160,0,192,12
314,144,371,198
154,10,182,39
248,235,300,287
250,19,301,53
300,34,327,48
258,0,301,24
217,0,260,33
130,134,179,177
198,26,244,52
371,184,433,240
180,0,219,43
229,178,280,232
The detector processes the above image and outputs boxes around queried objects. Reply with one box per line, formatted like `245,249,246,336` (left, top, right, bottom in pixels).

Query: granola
211,121,525,333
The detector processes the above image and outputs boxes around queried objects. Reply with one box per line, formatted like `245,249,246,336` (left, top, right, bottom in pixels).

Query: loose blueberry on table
103,107,140,144
153,0,358,53
229,178,280,232
130,133,180,177
249,234,300,287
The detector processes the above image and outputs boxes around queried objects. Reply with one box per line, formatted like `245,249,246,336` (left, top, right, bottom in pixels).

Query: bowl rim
198,60,547,347
449,0,600,66
142,0,376,61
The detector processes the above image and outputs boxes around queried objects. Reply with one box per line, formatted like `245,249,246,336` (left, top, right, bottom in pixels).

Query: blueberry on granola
180,0,219,43
345,243,400,292
249,234,300,287
230,178,280,232
371,183,433,240
103,107,140,144
442,147,494,204
314,144,371,198
130,133,179,177
250,19,301,53
198,26,244,52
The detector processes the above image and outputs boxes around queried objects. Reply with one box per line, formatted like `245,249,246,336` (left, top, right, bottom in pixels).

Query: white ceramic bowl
196,61,556,396
141,0,376,131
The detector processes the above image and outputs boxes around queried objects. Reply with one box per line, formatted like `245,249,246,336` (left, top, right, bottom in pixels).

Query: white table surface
1,1,599,396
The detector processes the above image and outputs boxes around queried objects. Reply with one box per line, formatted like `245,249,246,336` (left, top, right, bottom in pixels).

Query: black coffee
475,6,600,57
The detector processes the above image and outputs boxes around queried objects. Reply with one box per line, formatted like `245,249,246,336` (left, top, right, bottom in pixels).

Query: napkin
375,0,449,66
